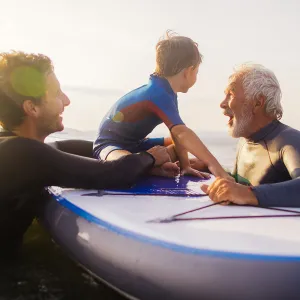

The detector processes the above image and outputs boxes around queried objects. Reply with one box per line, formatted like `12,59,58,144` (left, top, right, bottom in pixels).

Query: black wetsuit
233,120,300,207
0,131,154,255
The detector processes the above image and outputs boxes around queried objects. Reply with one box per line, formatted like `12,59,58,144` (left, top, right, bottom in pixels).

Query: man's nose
62,92,71,107
220,97,228,109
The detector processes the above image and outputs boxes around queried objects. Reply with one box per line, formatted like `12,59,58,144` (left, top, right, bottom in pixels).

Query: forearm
0,138,155,197
48,139,94,158
171,126,225,176
252,178,300,207
48,150,155,190
173,138,190,169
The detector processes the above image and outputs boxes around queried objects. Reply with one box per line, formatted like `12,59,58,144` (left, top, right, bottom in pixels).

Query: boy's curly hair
155,30,203,77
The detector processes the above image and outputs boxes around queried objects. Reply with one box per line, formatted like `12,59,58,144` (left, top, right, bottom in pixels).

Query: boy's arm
171,125,230,179
146,93,227,178
172,140,209,178
173,139,190,169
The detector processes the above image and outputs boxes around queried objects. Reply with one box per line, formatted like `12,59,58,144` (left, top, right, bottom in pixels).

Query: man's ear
253,95,265,113
23,100,38,117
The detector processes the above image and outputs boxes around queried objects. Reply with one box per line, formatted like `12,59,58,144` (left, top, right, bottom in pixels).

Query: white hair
230,63,283,119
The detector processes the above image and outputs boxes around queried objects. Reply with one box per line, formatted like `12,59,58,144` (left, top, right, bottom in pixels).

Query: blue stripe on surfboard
104,175,206,196
53,195,300,262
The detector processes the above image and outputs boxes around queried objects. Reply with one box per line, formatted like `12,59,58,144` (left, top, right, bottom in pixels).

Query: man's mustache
223,108,234,117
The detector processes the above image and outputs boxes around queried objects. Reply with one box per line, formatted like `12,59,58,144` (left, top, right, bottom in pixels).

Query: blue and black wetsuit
93,74,185,159
233,120,300,207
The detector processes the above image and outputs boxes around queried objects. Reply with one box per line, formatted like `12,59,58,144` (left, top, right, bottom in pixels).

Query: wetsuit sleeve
0,137,155,198
252,143,300,207
147,94,185,129
48,139,93,158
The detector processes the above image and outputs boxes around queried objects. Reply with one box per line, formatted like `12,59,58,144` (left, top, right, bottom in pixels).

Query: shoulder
264,123,300,162
0,138,42,169
0,136,40,149
150,81,170,97
148,87,175,107
0,137,54,158
271,122,300,148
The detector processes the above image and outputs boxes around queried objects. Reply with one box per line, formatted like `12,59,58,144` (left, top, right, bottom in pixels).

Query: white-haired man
201,63,300,207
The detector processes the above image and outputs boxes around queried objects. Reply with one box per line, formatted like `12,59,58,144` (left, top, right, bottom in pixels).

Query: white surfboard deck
49,175,300,258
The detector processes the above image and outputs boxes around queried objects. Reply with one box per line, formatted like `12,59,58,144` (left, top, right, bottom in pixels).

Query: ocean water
50,128,238,171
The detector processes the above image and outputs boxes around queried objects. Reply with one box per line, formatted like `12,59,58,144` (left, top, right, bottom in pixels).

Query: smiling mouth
225,114,234,126
223,110,234,126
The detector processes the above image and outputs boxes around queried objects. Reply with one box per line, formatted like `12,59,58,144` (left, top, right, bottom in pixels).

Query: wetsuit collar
247,120,280,142
149,74,176,96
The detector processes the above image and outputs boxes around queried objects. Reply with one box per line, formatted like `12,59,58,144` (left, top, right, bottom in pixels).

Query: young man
93,32,231,180
0,51,170,256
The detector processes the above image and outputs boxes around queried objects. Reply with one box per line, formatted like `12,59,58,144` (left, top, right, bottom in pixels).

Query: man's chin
227,127,234,137
57,123,64,132
227,125,240,138
53,121,64,133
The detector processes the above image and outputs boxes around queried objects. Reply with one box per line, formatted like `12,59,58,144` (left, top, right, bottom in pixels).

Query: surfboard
41,175,300,300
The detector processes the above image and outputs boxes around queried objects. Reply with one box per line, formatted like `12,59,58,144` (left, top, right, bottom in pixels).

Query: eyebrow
225,87,233,94
225,83,236,93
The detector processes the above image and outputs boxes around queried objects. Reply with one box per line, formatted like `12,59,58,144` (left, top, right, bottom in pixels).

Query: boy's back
94,74,184,159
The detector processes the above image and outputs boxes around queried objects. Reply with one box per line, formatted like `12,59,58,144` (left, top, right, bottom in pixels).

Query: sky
1,0,300,132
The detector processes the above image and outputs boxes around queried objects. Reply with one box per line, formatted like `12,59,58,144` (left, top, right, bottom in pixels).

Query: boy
94,32,230,179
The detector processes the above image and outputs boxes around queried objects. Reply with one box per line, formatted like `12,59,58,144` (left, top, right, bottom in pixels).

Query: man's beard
228,104,253,138
38,113,63,137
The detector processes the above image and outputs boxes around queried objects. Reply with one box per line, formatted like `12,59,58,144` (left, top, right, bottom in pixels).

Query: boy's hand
181,166,211,179
162,162,180,177
147,146,171,166
200,178,258,206
150,162,180,178
189,158,208,171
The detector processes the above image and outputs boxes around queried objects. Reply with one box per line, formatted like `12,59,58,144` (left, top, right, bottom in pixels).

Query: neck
12,120,47,143
246,116,277,138
165,76,181,93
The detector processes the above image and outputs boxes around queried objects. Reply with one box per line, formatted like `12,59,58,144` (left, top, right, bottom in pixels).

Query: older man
201,63,300,207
